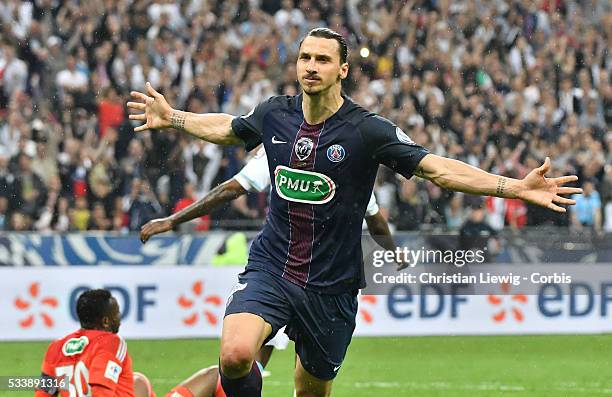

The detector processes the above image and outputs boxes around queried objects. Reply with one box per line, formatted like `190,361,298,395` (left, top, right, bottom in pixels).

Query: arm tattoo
171,111,186,130
496,177,507,196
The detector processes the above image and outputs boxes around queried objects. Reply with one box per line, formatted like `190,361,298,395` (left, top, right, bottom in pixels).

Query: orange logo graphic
178,281,222,326
359,295,377,324
14,282,58,328
488,283,528,323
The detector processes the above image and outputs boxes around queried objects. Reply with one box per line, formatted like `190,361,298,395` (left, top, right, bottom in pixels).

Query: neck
82,326,103,332
302,85,344,125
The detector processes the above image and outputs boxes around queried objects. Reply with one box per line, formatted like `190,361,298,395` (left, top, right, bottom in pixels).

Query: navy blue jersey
231,94,428,293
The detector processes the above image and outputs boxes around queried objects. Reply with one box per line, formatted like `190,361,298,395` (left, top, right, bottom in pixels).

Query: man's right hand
127,82,173,132
140,218,174,244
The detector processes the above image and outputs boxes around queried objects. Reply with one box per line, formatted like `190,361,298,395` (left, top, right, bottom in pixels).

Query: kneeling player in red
35,289,156,397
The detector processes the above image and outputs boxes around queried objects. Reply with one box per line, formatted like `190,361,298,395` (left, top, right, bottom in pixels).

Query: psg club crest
327,144,346,163
295,137,314,161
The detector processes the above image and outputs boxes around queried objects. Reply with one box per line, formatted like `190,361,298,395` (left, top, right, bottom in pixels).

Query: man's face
296,36,348,96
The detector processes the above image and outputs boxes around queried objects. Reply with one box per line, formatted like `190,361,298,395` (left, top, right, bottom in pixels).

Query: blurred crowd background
0,0,610,235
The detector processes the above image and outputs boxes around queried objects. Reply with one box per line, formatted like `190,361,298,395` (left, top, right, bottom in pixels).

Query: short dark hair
76,289,114,329
300,28,348,64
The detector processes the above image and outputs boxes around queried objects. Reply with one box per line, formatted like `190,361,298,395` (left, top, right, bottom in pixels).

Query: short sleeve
359,115,429,179
231,97,279,152
88,336,127,391
234,147,271,192
365,193,380,217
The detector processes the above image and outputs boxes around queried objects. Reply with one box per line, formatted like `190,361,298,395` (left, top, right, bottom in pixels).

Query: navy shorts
224,268,358,380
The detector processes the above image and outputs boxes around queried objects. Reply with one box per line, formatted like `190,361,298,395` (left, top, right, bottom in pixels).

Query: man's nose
306,58,317,73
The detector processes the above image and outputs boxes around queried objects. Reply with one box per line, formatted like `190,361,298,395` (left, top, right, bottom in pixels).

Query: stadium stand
0,0,610,233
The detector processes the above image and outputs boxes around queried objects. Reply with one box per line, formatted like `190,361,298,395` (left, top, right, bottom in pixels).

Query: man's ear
101,316,111,331
340,63,349,80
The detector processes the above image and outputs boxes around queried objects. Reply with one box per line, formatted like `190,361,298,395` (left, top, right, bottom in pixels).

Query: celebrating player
35,289,155,397
140,144,396,397
128,28,582,397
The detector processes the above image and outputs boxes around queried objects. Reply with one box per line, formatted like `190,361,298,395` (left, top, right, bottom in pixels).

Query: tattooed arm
412,154,582,213
412,154,516,198
167,110,240,144
140,179,247,243
127,82,241,145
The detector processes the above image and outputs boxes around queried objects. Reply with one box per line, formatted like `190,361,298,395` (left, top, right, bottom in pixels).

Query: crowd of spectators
0,0,610,235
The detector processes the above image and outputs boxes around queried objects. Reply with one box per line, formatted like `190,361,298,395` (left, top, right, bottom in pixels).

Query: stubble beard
301,75,341,97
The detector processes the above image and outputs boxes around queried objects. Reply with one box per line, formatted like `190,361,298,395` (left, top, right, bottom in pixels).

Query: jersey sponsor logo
274,166,335,204
104,360,122,383
326,144,346,163
396,127,416,145
294,137,314,160
271,136,287,144
62,336,89,356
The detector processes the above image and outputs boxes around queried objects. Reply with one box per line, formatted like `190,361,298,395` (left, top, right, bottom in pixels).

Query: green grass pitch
2,335,612,397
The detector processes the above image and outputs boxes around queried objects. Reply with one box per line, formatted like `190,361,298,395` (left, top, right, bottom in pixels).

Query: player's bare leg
294,355,332,397
134,372,156,397
218,313,272,396
164,366,221,397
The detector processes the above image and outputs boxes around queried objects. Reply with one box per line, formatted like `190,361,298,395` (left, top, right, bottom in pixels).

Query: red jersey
35,329,135,397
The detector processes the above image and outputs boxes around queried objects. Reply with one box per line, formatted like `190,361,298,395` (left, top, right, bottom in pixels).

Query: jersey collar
295,93,352,124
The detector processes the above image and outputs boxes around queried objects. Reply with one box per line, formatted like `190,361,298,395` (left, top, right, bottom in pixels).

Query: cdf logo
178,281,223,326
14,282,58,329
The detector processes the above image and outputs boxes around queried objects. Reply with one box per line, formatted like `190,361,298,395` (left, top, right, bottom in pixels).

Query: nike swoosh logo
333,365,341,372
272,136,287,144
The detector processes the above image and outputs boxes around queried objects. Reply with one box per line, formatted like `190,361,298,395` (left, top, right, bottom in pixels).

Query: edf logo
387,285,468,318
538,283,612,317
69,285,157,322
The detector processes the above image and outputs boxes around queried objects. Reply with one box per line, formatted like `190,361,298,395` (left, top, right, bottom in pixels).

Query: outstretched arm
127,82,242,145
140,179,247,243
413,154,582,213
